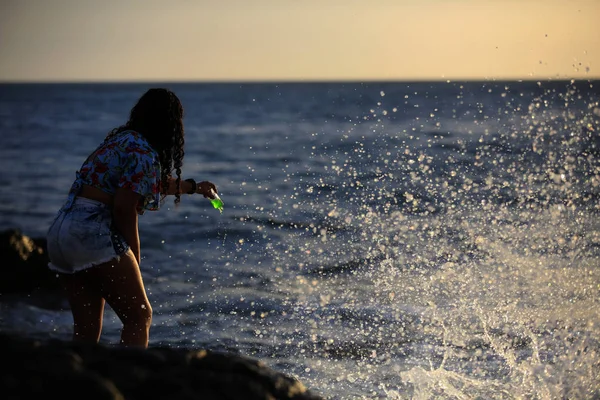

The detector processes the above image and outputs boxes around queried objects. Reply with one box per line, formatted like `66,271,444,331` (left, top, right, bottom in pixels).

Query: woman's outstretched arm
164,177,218,198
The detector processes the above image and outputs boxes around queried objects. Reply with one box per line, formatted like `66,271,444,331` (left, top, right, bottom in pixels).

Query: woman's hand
197,181,218,198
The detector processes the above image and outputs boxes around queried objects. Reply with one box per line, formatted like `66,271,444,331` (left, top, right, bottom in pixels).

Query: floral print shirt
64,130,162,215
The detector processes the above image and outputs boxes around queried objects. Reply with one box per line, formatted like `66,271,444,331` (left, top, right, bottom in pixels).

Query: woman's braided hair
105,88,185,205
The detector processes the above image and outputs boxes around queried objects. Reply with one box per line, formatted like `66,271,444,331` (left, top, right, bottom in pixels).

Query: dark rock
0,229,60,295
0,333,325,400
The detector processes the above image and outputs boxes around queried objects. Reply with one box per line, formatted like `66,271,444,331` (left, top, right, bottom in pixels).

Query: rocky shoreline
1,333,323,400
0,229,325,399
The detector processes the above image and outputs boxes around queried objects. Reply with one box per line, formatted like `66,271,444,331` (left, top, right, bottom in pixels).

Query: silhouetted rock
0,229,60,295
0,333,325,400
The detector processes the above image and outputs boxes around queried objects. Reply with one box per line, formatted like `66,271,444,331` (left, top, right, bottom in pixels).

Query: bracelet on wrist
184,178,197,194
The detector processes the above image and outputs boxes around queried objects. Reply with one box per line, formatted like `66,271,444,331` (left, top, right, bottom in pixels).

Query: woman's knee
140,301,153,327
124,299,152,328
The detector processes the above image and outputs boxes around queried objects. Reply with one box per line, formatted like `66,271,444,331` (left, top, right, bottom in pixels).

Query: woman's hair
107,88,185,205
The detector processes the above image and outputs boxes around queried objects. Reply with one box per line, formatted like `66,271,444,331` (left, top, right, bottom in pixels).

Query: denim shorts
46,197,129,274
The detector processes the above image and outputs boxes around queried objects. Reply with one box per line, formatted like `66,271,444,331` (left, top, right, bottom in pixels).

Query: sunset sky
1,0,599,82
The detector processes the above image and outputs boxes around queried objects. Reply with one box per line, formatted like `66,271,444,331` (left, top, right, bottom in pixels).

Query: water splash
265,80,600,398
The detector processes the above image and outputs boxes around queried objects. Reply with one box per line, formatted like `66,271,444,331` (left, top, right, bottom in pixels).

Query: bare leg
92,250,153,348
59,269,105,343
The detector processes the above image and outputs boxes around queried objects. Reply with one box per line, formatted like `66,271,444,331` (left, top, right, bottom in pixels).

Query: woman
46,88,218,348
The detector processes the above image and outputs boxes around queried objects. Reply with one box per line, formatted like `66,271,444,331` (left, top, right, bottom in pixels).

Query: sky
1,0,599,82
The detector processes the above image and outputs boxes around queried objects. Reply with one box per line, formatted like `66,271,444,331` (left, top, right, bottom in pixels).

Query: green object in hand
209,190,224,213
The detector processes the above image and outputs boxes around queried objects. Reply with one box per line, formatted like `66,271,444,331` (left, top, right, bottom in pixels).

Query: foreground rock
1,333,324,400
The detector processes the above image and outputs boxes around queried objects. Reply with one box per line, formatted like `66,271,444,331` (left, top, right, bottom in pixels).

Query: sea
0,80,598,399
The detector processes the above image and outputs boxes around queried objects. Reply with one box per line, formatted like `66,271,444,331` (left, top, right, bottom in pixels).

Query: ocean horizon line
1,77,598,85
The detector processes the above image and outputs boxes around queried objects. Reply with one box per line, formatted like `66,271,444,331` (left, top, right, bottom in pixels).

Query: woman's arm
165,177,218,198
113,187,142,264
